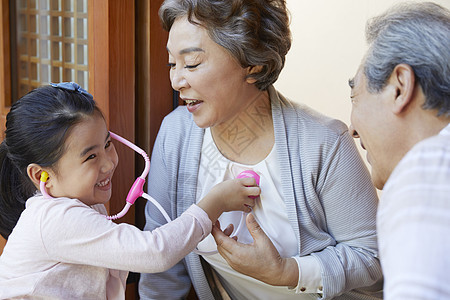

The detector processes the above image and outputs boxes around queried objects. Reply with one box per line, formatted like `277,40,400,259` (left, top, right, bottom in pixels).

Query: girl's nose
101,158,115,174
102,150,118,174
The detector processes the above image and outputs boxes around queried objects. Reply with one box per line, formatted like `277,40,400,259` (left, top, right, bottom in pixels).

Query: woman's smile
167,16,256,129
183,98,204,113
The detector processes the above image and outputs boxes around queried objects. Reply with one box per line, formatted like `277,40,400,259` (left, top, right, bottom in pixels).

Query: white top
378,123,450,299
196,128,323,299
0,194,211,299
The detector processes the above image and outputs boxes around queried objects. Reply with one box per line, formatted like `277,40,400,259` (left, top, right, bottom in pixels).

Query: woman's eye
167,63,176,69
185,63,200,69
105,140,111,149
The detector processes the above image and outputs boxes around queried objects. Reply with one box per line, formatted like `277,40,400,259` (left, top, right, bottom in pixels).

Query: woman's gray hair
364,2,450,116
159,0,291,91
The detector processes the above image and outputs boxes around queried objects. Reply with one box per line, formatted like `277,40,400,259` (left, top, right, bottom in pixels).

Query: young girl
0,83,260,299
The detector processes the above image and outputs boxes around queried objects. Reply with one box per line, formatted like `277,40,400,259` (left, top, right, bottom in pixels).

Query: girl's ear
26,164,48,189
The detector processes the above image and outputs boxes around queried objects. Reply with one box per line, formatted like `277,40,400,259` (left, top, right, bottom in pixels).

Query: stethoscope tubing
40,131,256,256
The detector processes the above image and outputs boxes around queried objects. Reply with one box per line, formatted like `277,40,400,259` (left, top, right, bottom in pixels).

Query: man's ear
246,65,263,84
26,164,49,189
389,64,416,114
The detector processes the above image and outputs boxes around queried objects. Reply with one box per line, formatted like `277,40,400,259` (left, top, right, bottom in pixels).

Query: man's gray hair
364,2,450,116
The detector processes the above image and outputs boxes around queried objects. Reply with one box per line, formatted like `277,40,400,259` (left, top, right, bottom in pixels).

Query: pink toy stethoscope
39,131,260,256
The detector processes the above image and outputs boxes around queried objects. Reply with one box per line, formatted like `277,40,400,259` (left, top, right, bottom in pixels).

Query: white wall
275,0,450,126
275,0,450,174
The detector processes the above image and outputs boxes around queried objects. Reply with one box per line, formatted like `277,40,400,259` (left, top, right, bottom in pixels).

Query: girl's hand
212,177,260,212
197,178,260,223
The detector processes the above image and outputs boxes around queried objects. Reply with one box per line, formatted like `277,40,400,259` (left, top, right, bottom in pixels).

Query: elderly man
348,2,450,299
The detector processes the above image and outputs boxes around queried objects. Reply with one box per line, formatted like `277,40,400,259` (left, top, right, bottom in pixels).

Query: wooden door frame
88,0,135,221
135,0,174,229
0,0,11,253
0,0,11,139
88,1,136,296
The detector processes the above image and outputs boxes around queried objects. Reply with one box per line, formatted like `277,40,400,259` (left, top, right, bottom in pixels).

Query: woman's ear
27,164,48,189
389,64,416,114
246,65,263,84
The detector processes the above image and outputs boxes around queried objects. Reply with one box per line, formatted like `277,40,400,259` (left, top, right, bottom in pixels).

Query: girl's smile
95,177,112,190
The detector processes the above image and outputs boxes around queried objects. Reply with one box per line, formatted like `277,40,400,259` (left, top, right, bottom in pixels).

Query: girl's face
167,16,258,128
47,114,118,206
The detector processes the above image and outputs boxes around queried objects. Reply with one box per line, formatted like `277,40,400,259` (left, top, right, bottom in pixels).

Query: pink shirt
0,195,211,299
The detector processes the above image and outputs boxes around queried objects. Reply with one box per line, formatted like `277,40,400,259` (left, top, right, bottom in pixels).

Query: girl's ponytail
0,141,34,239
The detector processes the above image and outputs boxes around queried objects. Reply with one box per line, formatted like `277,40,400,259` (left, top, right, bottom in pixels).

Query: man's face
349,66,398,189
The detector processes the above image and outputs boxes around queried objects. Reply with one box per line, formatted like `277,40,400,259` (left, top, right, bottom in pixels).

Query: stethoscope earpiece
40,171,49,183
40,171,52,199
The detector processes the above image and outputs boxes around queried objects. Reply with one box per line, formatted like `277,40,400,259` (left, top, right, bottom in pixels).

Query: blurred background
278,0,450,127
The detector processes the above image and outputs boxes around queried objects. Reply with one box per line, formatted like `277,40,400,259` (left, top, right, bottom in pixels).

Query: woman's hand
211,213,299,287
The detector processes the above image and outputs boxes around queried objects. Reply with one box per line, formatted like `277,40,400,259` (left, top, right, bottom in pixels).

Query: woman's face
167,16,257,128
47,114,118,206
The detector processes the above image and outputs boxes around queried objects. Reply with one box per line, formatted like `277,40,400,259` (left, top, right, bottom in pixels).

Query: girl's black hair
0,85,101,239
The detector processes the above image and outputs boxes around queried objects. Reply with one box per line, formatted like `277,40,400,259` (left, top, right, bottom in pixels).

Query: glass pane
10,0,89,101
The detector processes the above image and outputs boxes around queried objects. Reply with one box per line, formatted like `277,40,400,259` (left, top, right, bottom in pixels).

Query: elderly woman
139,0,382,299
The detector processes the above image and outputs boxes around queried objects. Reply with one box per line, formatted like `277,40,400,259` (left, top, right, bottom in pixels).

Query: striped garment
139,86,383,300
378,123,450,300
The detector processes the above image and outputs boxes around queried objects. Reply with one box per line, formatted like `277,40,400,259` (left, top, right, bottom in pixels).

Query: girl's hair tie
49,82,93,99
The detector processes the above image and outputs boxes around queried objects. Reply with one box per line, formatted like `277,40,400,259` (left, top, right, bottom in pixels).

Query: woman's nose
170,68,188,91
349,124,360,138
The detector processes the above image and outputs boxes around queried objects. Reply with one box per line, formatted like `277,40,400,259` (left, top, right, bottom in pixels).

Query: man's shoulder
408,125,450,160
385,126,450,192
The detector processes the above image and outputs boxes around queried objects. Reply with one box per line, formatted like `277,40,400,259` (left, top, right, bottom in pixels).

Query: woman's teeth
185,99,200,105
96,178,110,187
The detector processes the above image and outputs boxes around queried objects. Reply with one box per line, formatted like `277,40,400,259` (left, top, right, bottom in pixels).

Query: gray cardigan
139,87,383,299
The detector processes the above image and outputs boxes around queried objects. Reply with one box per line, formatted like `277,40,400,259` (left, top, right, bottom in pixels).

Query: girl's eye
105,140,111,149
185,63,200,69
86,154,97,161
167,63,176,69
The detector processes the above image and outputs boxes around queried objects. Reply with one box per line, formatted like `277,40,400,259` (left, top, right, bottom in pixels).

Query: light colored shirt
0,194,211,299
378,123,450,299
197,128,323,299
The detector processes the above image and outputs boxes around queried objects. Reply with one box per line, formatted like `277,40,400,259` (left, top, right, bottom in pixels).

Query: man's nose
349,124,359,138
